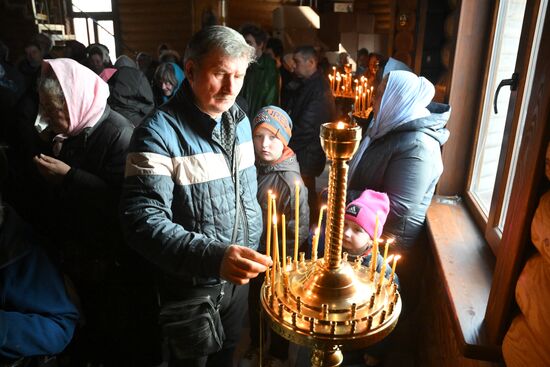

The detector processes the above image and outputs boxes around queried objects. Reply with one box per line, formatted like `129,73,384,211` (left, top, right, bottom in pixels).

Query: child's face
343,219,371,255
253,126,284,163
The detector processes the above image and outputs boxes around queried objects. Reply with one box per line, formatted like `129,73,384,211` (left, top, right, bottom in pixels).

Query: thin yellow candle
272,215,279,272
379,254,394,288
294,181,300,262
312,227,320,260
390,255,401,283
332,66,336,84
266,191,272,258
362,92,366,113
281,214,286,269
382,239,389,265
317,205,326,239
355,95,359,113
373,213,379,241
370,240,378,276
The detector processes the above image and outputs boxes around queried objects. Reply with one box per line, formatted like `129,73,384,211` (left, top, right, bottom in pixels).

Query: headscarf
162,62,185,102
43,58,109,138
348,70,435,179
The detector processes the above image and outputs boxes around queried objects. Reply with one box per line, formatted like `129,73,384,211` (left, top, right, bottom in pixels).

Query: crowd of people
0,23,450,367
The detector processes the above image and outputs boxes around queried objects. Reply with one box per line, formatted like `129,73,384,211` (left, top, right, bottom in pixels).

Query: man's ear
184,60,194,83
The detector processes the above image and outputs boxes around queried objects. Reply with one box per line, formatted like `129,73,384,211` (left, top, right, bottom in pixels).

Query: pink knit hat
345,189,390,239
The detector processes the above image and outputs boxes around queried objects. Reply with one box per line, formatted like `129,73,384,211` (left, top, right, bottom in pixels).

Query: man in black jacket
284,46,336,224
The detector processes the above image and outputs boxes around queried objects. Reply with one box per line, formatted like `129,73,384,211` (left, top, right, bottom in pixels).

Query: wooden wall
116,0,193,58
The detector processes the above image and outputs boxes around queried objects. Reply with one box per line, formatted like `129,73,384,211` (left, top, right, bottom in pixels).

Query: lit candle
266,191,272,258
390,255,401,283
362,92,367,114
332,66,336,84
328,75,334,92
355,95,359,114
294,181,300,262
281,214,286,269
312,227,320,260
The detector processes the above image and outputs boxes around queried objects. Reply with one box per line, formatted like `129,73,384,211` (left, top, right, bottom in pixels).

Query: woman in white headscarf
346,69,450,366
348,70,450,249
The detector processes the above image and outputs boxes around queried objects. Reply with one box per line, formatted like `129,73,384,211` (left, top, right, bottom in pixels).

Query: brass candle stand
260,122,402,367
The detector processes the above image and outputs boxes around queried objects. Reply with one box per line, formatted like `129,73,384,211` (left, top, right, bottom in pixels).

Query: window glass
469,0,526,216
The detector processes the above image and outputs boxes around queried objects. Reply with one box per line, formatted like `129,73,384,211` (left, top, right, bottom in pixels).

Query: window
466,0,548,253
71,0,117,59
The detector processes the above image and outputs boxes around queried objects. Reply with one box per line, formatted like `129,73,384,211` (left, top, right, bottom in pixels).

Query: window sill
426,196,502,361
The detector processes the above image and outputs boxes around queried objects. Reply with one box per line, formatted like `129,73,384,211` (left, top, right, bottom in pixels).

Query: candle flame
386,254,394,264
336,121,346,129
394,255,402,261
273,216,278,224
386,238,395,245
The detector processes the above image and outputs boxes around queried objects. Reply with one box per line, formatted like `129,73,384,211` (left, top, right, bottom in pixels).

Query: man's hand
220,245,272,285
33,154,71,185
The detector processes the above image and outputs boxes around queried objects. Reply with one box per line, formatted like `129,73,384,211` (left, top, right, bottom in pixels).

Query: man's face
244,34,263,58
293,52,313,79
25,45,42,68
185,49,248,118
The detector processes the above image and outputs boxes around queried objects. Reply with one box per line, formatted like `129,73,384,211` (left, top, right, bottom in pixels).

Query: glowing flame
336,121,346,130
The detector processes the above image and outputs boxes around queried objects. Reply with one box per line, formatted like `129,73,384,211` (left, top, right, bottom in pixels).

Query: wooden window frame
67,0,122,56
433,0,550,353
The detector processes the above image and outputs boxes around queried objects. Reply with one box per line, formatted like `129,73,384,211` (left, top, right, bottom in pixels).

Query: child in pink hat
343,189,390,256
343,189,398,367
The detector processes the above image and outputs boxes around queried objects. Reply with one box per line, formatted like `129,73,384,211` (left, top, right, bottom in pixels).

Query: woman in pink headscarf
32,58,161,366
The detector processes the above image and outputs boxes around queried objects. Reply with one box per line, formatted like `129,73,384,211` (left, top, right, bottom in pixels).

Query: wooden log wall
116,0,193,58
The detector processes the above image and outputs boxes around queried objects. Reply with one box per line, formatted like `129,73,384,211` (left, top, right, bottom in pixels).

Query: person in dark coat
32,58,160,367
284,45,336,225
0,149,79,365
239,24,279,117
107,65,155,126
120,26,271,367
241,105,310,367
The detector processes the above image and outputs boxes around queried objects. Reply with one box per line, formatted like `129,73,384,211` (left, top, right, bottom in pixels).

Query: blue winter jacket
0,205,79,360
121,80,262,293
